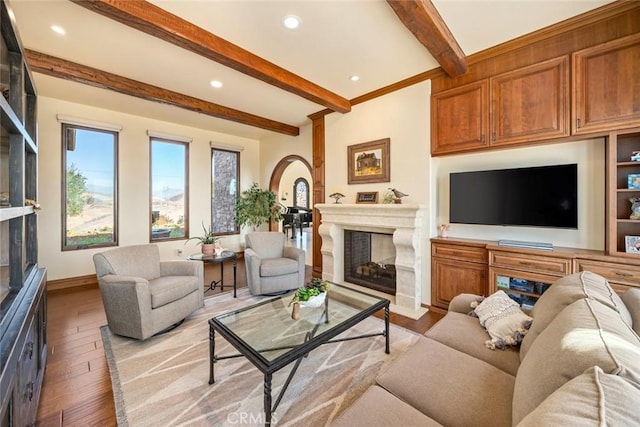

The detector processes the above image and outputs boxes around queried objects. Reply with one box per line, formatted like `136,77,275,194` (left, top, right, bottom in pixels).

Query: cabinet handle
24,341,34,359
451,251,463,256
519,261,532,266
576,118,581,128
492,132,496,142
24,382,34,402
614,271,633,278
480,134,485,143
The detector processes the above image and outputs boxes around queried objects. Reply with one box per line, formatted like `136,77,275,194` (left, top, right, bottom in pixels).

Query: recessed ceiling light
282,15,301,30
51,25,66,35
349,75,360,82
210,80,223,88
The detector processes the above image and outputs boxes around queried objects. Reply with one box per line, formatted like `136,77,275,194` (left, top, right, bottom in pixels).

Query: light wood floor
35,262,443,426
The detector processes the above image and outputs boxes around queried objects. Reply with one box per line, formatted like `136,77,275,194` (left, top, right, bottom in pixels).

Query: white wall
324,81,431,205
38,97,261,280
430,138,606,250
259,125,313,190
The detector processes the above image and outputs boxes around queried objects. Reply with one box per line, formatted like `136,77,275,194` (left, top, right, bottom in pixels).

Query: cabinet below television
431,238,640,310
488,246,574,309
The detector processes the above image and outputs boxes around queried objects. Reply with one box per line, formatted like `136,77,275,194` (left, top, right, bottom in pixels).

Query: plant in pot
235,183,284,230
186,223,220,256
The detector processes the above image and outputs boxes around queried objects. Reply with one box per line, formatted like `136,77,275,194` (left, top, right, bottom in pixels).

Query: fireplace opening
344,230,396,295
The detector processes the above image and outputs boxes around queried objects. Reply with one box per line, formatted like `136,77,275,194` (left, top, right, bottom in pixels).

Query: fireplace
344,230,396,295
316,203,428,319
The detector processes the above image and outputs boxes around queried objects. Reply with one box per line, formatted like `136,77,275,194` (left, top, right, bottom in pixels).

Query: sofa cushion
621,288,640,336
520,271,632,360
331,385,443,427
149,275,200,309
473,290,532,349
517,366,640,427
260,258,298,277
376,337,514,427
425,311,520,376
513,297,640,424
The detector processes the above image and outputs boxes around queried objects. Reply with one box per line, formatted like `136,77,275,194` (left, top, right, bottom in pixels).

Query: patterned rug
101,288,420,426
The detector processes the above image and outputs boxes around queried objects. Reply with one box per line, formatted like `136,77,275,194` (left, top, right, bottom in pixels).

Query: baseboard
47,274,98,292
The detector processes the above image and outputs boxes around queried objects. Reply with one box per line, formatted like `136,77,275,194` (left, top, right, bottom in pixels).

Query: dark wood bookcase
0,0,47,425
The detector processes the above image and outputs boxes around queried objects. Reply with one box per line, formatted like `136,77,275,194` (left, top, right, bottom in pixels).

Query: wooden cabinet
575,257,640,293
431,81,488,155
431,240,487,309
488,246,575,309
491,57,569,147
431,57,569,155
573,33,640,135
605,129,640,256
0,1,46,425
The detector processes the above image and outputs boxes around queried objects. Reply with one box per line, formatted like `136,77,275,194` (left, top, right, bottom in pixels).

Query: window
211,148,239,235
150,138,188,241
62,124,117,250
294,177,309,208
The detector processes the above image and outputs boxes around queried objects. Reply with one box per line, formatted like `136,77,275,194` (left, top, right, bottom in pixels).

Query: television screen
449,164,577,229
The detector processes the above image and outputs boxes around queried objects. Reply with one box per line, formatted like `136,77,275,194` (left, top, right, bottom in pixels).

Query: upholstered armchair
93,244,204,340
244,232,305,295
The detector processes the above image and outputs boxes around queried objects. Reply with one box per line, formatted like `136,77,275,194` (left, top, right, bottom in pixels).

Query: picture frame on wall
625,235,640,253
356,191,378,204
347,138,390,184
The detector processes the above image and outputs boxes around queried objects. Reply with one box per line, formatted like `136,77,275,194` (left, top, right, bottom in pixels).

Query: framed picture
625,235,640,253
628,174,640,189
348,138,390,184
356,191,378,204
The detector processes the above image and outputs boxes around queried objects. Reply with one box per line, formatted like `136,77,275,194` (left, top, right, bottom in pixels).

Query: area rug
101,288,420,426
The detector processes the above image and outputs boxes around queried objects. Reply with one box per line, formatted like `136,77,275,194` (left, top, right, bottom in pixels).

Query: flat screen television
449,163,578,229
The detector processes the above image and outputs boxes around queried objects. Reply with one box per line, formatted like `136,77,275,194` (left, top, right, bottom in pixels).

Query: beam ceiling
25,49,300,136
387,0,468,77
70,0,351,114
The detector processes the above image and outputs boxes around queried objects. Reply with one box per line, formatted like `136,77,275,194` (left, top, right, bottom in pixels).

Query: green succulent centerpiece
290,278,331,306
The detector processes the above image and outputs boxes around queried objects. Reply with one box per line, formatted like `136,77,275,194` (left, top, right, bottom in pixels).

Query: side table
187,250,238,297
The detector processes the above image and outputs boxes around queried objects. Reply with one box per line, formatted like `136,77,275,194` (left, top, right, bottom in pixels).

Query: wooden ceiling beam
70,0,351,114
387,0,468,77
25,49,299,136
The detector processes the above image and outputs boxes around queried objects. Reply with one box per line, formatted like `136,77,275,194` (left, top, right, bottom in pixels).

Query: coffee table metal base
208,305,389,426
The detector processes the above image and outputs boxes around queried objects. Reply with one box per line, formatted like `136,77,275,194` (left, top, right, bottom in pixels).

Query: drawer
432,243,487,264
575,259,640,288
489,250,571,276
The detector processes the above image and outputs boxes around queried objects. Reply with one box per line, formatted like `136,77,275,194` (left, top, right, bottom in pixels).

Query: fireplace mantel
316,203,428,319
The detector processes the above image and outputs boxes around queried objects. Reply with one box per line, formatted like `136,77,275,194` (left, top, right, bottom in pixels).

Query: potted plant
186,223,220,256
235,183,283,230
289,278,331,320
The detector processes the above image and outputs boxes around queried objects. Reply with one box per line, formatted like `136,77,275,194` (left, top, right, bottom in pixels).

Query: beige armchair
93,244,204,340
244,232,305,295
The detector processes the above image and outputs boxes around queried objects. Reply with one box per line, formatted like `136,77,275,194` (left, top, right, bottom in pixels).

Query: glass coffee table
208,283,390,426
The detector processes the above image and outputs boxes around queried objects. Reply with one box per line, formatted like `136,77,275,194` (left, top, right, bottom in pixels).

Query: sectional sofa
332,271,640,426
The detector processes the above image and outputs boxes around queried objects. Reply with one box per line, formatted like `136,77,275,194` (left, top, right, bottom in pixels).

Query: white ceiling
10,0,611,140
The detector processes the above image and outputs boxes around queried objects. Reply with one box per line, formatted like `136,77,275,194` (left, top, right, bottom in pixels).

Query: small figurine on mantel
388,188,408,204
329,192,345,204
630,197,640,220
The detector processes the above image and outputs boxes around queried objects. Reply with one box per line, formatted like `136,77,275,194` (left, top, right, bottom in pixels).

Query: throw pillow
472,290,532,350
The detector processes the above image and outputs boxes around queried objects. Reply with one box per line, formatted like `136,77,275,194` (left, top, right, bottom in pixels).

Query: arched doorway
269,155,312,232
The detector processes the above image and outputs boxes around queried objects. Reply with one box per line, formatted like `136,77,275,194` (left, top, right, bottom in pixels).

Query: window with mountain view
211,148,239,235
150,138,188,241
62,124,118,250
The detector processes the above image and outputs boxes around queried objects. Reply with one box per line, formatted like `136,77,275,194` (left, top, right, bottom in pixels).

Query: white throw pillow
473,290,533,350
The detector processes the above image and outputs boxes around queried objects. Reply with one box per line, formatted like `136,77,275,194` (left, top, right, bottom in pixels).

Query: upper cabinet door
573,33,640,135
431,80,488,156
491,56,570,147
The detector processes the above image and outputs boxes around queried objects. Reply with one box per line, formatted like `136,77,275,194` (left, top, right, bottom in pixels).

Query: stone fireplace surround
316,203,428,319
